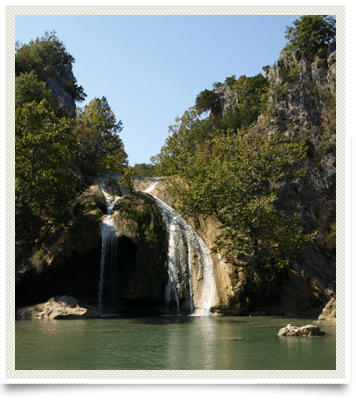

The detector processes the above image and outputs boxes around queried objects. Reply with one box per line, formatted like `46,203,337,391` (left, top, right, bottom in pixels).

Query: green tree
283,15,336,58
195,89,220,116
15,30,86,104
224,74,236,89
119,167,135,194
73,97,128,174
151,108,212,176
15,71,54,110
232,73,269,127
133,163,157,177
164,126,317,288
16,99,77,238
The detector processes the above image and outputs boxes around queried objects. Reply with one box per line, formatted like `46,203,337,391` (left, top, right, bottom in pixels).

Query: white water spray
145,182,218,315
98,180,120,316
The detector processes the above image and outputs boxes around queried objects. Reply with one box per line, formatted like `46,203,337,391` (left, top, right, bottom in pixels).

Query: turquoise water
15,316,336,370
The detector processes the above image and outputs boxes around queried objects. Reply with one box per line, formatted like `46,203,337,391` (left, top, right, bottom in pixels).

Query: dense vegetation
15,32,128,241
133,163,158,177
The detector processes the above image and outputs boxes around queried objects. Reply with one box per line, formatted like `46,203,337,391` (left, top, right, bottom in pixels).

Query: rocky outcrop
215,83,239,118
264,41,336,133
42,63,76,118
278,324,325,337
316,296,336,323
16,295,100,319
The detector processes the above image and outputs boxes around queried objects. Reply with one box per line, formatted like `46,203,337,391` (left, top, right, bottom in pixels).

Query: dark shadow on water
101,314,195,325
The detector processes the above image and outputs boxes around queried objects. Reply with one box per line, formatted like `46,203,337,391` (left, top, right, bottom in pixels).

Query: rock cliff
215,82,239,118
42,63,77,117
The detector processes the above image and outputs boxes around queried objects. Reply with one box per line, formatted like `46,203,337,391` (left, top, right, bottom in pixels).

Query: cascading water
145,182,218,315
98,180,120,316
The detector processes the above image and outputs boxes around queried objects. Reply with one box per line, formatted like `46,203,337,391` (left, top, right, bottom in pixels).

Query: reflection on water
15,317,336,370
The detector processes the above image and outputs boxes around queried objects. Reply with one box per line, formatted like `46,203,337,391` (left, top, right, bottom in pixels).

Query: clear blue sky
15,14,301,166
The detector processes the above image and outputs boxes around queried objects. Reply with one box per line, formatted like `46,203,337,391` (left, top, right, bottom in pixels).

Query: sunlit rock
16,295,100,319
277,324,325,336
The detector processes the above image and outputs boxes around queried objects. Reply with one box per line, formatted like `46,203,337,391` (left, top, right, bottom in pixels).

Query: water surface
15,316,336,370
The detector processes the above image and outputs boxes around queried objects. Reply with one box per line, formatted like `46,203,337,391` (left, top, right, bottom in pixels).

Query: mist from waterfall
98,180,120,316
145,182,218,316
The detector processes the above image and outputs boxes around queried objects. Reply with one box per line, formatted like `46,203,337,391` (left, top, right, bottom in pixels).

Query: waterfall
98,180,120,316
144,182,218,316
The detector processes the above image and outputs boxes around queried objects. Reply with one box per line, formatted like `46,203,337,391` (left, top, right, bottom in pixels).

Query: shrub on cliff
195,89,220,116
15,30,86,104
283,15,336,59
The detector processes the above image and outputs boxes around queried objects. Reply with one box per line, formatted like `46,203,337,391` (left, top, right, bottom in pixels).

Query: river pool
15,316,336,370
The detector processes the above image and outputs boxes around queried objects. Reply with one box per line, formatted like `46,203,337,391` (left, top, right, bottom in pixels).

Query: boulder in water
277,324,325,336
16,295,100,319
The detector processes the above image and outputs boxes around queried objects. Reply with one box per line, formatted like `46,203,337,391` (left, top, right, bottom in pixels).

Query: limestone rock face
278,324,325,337
16,295,100,319
42,63,76,118
265,41,336,132
317,297,336,323
215,82,239,118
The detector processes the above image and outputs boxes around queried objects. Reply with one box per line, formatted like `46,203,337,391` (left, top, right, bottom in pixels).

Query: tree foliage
73,97,128,174
164,126,316,287
151,108,212,176
119,167,135,194
232,73,269,127
16,99,77,238
224,74,236,89
195,89,220,115
283,15,336,58
15,71,54,110
154,72,270,177
133,163,157,177
15,30,86,103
